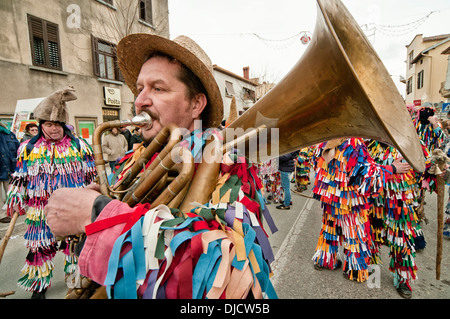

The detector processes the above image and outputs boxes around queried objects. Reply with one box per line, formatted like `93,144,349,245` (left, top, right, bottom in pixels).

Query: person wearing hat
414,106,444,153
44,34,277,299
5,87,97,299
20,122,39,142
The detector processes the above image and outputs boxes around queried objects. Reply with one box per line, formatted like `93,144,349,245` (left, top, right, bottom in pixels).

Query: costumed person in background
20,122,39,143
257,159,278,204
414,107,444,153
102,127,128,172
366,140,427,298
276,151,298,210
414,107,444,223
292,146,315,193
312,138,410,283
5,87,96,299
267,158,283,204
0,122,20,223
43,34,278,299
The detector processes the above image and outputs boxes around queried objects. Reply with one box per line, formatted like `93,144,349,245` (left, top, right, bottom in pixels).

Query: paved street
1,174,449,300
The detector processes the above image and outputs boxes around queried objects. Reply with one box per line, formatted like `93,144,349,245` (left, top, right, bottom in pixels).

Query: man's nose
135,89,152,111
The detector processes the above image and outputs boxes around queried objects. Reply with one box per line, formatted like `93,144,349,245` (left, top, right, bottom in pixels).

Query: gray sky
168,0,450,97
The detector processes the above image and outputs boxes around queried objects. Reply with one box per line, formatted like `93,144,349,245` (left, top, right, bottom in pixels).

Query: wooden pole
436,173,444,280
0,211,19,264
0,212,19,298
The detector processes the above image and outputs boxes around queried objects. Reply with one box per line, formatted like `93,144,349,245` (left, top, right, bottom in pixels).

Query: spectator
20,122,38,143
102,127,128,172
0,122,19,223
276,151,298,210
129,127,143,151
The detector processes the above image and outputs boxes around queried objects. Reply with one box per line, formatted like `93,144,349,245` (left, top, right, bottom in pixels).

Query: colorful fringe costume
6,135,96,292
312,138,392,282
257,159,283,203
366,140,426,291
293,146,315,192
414,121,444,153
79,130,278,299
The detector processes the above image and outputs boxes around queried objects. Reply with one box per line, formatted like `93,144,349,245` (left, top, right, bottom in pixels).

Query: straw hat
117,34,223,128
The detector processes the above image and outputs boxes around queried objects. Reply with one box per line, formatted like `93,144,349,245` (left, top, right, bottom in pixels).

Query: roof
213,65,258,86
442,46,450,55
411,36,450,64
423,34,450,42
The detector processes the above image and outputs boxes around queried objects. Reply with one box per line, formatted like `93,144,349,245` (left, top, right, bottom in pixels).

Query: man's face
41,121,64,142
135,56,206,142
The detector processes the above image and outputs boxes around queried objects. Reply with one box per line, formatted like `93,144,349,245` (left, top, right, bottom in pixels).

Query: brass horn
95,0,426,210
223,0,425,173
179,0,426,211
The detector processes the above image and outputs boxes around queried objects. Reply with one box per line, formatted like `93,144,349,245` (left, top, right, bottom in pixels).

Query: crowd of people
0,32,448,301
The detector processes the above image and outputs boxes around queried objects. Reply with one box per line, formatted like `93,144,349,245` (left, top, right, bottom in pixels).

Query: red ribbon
85,203,151,236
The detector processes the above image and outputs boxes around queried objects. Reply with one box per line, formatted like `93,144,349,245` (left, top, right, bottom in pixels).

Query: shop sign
104,87,121,106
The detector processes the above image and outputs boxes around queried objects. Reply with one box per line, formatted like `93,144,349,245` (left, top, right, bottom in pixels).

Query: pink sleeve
78,200,135,284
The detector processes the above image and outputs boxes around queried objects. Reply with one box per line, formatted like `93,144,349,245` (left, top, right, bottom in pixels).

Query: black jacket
278,151,298,173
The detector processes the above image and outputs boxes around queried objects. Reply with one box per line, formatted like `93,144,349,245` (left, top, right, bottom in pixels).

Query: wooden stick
436,174,444,280
0,291,15,298
0,212,19,265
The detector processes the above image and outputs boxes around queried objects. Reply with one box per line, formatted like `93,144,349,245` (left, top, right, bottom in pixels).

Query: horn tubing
92,113,152,197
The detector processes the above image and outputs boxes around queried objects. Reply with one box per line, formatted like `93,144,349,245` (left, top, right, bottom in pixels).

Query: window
91,36,123,81
102,108,120,122
225,81,235,96
408,50,414,69
139,0,153,24
417,70,424,89
27,15,62,70
406,77,413,95
242,87,256,102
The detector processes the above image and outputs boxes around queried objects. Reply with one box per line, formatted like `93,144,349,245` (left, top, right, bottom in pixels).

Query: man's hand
428,116,440,129
392,157,411,174
44,188,101,237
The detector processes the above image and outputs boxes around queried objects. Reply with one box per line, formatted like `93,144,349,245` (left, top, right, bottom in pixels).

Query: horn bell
226,0,425,172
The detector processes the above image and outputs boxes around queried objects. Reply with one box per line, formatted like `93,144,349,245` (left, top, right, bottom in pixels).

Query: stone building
404,33,450,109
0,0,169,142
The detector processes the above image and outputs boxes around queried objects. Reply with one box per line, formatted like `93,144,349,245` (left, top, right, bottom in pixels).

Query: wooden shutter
28,15,45,66
46,22,60,69
27,15,61,70
91,35,100,77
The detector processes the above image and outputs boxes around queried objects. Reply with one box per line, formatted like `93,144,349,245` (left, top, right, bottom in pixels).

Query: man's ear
191,93,207,120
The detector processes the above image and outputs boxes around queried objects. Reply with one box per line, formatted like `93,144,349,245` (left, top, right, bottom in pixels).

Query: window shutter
28,16,45,66
27,15,61,70
46,22,60,69
91,35,100,77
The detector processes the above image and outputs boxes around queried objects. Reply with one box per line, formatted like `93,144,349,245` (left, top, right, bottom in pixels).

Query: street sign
443,103,450,112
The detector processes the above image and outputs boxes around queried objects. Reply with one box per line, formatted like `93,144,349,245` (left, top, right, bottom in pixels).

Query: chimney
243,66,249,80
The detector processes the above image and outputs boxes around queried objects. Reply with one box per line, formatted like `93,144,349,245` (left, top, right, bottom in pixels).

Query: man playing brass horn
44,34,277,299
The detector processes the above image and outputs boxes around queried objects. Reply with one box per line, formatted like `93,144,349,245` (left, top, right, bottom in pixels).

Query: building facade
213,65,258,123
0,0,169,142
404,33,450,108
